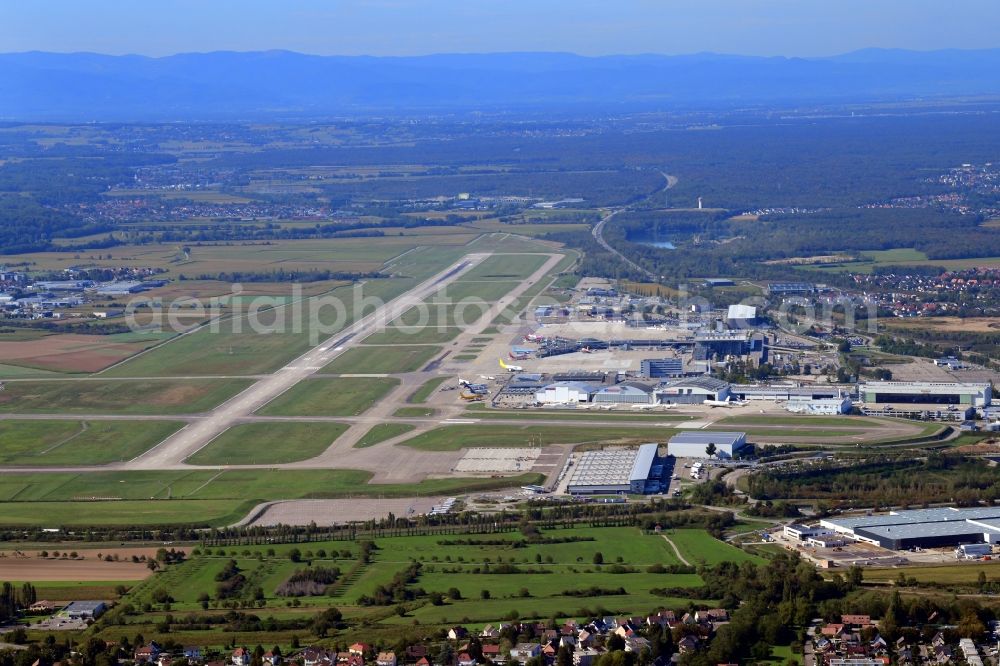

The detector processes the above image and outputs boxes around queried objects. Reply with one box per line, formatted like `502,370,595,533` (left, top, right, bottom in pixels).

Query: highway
591,172,677,280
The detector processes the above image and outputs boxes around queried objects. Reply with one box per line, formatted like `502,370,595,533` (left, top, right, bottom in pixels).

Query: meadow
0,470,545,526
400,424,679,450
185,422,350,465
0,419,184,466
321,345,442,374
355,423,416,448
109,525,743,641
0,378,252,415
257,377,400,417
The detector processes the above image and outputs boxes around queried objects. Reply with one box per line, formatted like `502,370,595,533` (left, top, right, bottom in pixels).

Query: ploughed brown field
0,333,161,373
0,546,191,582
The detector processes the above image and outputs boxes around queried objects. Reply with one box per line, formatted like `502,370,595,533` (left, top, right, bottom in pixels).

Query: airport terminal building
821,507,1000,550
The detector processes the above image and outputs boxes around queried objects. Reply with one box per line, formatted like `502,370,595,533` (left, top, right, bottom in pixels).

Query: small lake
635,239,676,249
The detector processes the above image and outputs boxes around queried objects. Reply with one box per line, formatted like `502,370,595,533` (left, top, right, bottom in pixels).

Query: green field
355,423,417,448
103,276,433,377
861,561,1000,584
0,378,252,415
0,420,183,466
0,470,545,526
121,526,719,622
322,345,442,374
257,377,400,416
186,422,349,465
393,407,435,417
394,304,488,328
463,254,547,280
664,529,762,565
400,425,677,450
363,326,463,345
427,280,522,303
408,376,450,403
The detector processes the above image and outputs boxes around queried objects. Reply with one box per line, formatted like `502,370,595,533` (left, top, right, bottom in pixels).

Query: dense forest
744,455,1000,507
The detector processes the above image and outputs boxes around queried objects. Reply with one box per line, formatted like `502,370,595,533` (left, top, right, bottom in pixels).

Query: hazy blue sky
2,0,998,57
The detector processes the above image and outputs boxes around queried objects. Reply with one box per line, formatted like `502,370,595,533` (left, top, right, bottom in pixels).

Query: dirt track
236,497,445,527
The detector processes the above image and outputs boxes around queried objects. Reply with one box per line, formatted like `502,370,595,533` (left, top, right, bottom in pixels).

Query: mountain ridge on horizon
2,48,999,120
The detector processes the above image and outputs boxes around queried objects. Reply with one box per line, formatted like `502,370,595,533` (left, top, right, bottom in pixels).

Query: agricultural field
663,529,760,566
0,419,183,466
0,378,252,415
257,377,400,417
185,422,350,465
861,561,1000,585
0,331,172,374
321,345,442,374
102,525,744,643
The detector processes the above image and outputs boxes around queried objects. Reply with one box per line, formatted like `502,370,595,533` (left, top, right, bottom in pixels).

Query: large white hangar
859,381,991,407
667,431,747,459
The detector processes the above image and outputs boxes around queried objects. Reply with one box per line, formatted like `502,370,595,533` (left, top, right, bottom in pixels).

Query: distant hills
2,49,1000,120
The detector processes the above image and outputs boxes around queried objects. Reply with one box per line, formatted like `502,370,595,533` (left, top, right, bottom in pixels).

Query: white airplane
480,375,496,381
661,403,678,409
459,378,471,387
498,358,523,372
704,398,734,408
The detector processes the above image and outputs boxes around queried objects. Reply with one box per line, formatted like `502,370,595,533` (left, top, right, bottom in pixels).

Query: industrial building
63,601,108,619
534,381,600,404
566,444,661,495
785,395,853,415
820,506,1000,550
731,385,846,402
566,444,663,495
858,381,991,407
858,381,991,420
640,358,684,379
654,376,731,404
765,282,815,296
667,431,747,459
592,382,654,405
726,304,758,326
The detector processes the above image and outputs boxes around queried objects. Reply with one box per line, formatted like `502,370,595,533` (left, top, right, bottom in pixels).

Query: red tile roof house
456,653,477,666
406,647,429,663
841,615,872,627
482,646,501,661
135,645,162,663
232,648,251,666
377,653,397,666
415,658,433,666
349,645,372,657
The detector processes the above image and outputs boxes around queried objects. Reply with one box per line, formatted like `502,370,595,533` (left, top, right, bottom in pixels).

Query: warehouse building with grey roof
820,507,1000,550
